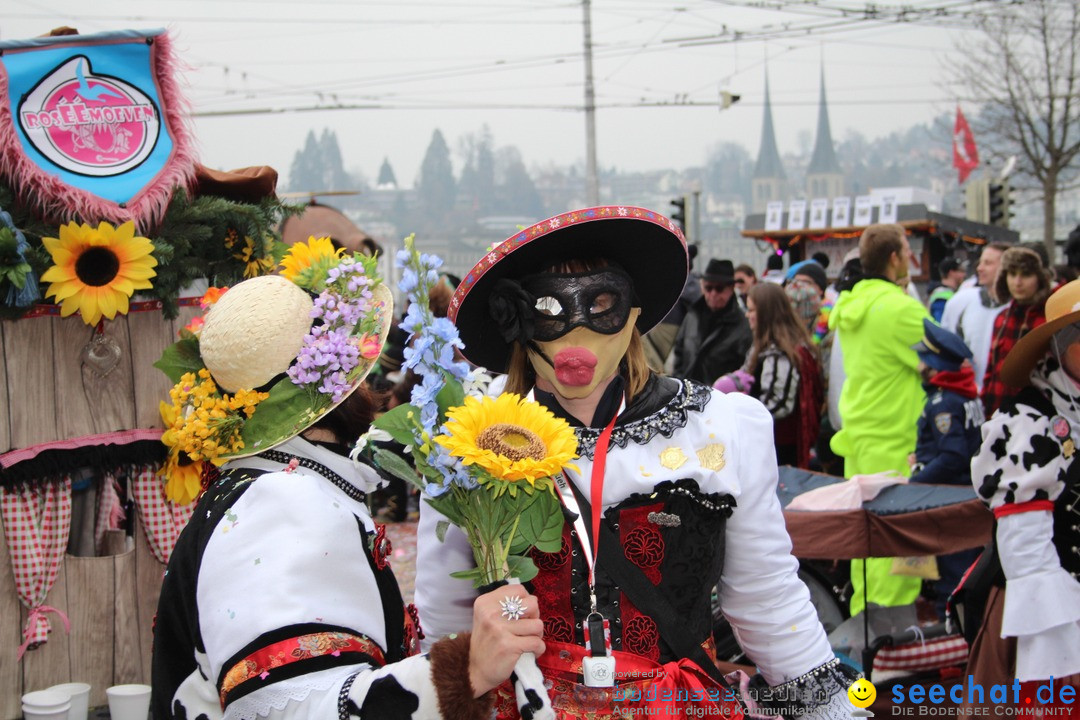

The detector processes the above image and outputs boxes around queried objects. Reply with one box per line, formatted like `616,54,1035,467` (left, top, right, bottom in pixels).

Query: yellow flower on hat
279,236,345,291
158,400,204,505
40,220,157,326
435,393,578,485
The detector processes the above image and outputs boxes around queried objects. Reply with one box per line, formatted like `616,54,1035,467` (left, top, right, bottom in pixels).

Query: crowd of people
149,205,1080,719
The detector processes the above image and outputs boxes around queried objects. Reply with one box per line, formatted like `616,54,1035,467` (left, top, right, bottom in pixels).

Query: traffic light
670,196,687,234
988,182,1013,227
964,179,989,224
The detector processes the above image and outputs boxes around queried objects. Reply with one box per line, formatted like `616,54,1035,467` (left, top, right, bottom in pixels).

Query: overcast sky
4,0,988,190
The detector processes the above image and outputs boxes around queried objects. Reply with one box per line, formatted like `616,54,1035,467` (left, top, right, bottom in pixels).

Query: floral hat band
155,238,393,504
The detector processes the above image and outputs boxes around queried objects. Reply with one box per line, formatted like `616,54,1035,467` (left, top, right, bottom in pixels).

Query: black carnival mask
519,267,635,342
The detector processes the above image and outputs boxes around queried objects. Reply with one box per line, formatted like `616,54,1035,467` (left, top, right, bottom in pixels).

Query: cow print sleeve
971,403,1069,509
341,634,492,720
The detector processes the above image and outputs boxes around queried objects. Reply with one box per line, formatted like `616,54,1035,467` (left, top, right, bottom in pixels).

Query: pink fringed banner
0,28,196,230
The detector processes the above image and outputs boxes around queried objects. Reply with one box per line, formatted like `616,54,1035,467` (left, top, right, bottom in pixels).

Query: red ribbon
17,604,71,660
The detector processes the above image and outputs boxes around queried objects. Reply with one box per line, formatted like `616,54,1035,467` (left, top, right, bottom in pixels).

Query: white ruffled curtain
0,478,72,659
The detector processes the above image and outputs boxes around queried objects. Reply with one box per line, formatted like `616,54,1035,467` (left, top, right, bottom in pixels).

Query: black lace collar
573,378,712,459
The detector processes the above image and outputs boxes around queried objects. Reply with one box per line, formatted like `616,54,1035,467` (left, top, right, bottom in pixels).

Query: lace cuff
747,658,858,719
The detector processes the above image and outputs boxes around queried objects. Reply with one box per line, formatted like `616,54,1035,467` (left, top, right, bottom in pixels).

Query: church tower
805,65,844,200
751,71,787,213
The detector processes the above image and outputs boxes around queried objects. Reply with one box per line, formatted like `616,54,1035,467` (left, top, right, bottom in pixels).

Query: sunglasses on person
702,283,728,294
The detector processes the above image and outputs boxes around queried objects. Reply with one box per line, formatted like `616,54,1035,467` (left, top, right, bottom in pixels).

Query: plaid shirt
981,299,1046,416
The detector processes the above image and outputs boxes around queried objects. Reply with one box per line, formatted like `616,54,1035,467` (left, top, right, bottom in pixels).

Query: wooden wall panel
113,547,142,689
128,311,176,430
0,323,11,454
20,563,70,692
64,554,114,708
3,316,59,449
53,318,136,440
134,514,164,684
0,514,23,718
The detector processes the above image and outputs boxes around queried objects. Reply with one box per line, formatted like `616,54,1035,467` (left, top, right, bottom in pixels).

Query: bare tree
950,0,1080,255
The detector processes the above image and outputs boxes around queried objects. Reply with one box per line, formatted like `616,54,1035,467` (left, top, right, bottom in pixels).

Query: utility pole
582,0,599,205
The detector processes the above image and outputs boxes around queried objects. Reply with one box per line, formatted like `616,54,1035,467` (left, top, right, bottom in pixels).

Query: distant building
805,65,844,201
751,71,787,214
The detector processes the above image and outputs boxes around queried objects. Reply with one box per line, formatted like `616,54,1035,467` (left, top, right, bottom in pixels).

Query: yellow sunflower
40,220,157,326
435,393,579,485
279,236,344,291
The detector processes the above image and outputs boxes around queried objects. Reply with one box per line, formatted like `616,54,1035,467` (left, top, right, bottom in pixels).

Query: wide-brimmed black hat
449,206,688,372
702,259,736,285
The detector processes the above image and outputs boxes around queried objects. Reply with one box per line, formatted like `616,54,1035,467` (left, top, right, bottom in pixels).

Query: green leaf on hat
154,336,204,383
240,377,324,450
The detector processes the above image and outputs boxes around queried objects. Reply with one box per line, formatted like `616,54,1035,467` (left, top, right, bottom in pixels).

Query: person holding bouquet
151,241,544,720
415,207,857,719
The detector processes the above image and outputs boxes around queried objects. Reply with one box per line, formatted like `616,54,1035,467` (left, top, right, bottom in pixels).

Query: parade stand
0,28,293,716
741,201,1020,282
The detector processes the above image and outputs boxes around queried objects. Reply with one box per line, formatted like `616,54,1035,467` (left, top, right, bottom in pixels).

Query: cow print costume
152,437,491,720
970,355,1080,682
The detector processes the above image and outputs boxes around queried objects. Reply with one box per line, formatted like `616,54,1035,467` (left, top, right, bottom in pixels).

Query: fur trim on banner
0,31,197,231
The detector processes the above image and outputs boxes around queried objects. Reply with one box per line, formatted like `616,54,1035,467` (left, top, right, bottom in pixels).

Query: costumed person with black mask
416,207,857,719
151,244,544,720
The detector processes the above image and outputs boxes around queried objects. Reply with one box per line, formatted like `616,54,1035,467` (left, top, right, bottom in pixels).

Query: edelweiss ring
500,594,526,621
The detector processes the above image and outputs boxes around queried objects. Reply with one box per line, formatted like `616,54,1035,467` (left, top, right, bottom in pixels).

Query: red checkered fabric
132,465,195,564
94,471,124,554
0,479,72,657
874,634,969,672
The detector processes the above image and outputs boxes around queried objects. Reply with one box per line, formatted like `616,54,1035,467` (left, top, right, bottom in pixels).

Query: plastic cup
105,684,151,720
48,683,91,720
21,689,71,720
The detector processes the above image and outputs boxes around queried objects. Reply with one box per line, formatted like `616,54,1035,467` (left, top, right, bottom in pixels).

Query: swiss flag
953,106,980,184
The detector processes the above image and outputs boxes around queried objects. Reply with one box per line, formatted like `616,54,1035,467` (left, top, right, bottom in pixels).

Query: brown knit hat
994,246,1052,306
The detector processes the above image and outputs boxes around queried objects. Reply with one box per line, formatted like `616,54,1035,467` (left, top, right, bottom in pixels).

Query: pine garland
0,179,301,320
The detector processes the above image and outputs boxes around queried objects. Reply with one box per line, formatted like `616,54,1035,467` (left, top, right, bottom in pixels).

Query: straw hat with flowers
154,238,392,503
1001,277,1080,386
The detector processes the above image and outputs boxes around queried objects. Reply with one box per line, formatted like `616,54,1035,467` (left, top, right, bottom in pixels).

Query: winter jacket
673,296,752,385
827,277,928,614
910,367,984,485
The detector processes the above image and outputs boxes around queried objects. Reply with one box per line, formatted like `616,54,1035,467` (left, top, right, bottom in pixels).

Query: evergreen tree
495,146,545,217
287,130,323,192
417,129,456,222
458,126,496,214
377,157,398,189
319,128,351,191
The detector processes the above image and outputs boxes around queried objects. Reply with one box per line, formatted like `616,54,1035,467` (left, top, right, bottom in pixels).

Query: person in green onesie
828,223,929,616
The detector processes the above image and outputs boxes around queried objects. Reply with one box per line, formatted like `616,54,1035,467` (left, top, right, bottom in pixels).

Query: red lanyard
586,409,619,609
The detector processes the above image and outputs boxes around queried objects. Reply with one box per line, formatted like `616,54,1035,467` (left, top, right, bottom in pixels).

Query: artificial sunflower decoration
436,393,579,486
233,234,276,279
279,236,345,292
40,220,157,326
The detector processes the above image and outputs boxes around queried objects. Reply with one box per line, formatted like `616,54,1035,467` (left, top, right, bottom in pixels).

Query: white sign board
832,196,851,227
808,198,829,229
878,193,899,224
765,201,784,231
853,195,873,226
787,200,807,231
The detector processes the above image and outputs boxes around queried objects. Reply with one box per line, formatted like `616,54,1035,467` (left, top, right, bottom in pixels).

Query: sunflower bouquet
358,236,575,588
